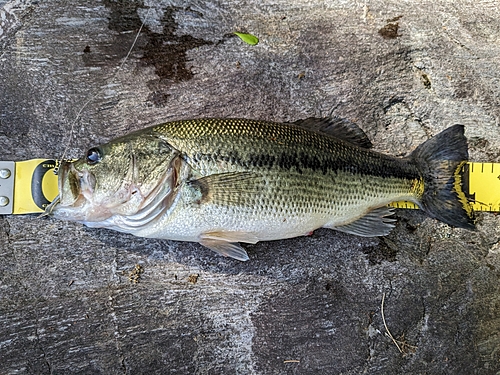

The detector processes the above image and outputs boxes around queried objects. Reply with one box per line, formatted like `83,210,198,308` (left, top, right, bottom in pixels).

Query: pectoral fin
332,206,396,237
199,230,259,261
187,172,265,206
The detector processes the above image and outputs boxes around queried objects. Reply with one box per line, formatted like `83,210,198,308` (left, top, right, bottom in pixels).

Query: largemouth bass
46,118,475,261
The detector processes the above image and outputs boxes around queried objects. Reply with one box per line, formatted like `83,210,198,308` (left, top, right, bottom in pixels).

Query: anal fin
199,230,259,261
332,206,396,237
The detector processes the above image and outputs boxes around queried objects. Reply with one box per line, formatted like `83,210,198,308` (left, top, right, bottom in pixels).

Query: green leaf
234,32,259,46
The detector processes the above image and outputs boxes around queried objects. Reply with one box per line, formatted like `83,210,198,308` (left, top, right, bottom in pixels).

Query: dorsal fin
291,117,373,149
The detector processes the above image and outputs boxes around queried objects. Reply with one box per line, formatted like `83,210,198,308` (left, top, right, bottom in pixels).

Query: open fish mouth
43,158,116,222
59,162,96,208
42,161,85,216
43,161,97,218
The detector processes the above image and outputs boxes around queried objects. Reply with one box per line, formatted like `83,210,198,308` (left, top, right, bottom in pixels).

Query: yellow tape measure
0,159,58,215
466,162,500,211
389,162,500,212
0,160,499,215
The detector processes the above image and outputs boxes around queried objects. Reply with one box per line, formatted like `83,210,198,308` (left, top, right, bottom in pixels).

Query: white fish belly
130,172,417,243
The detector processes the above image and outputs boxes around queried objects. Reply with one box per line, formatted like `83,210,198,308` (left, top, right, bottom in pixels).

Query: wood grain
1,0,500,373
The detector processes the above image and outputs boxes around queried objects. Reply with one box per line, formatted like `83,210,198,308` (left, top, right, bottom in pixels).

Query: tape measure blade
4,159,500,216
13,159,59,214
468,162,500,212
389,201,419,210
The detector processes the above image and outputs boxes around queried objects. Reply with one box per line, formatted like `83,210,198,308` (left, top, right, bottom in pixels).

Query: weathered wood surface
1,0,500,373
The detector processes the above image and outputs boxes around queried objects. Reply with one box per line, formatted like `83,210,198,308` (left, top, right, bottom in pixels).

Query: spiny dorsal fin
291,117,373,149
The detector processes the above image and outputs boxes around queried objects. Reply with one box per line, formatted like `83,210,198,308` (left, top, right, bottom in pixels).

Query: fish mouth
43,160,98,219
42,161,80,216
57,161,96,208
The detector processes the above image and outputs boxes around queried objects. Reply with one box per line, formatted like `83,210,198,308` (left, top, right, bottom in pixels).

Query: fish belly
131,170,417,243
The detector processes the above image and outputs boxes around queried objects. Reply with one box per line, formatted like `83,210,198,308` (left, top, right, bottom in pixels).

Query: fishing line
55,6,152,174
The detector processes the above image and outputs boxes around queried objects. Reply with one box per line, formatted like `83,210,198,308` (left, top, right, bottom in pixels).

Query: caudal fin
411,125,475,229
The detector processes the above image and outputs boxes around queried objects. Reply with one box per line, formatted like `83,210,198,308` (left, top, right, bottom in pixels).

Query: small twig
283,360,300,364
381,293,403,353
396,333,418,353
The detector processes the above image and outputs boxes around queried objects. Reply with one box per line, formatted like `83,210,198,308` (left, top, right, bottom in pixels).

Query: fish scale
153,118,421,178
47,118,474,261
139,119,426,239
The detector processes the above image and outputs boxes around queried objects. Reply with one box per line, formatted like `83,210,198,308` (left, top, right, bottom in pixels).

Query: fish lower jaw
50,207,87,222
50,202,115,223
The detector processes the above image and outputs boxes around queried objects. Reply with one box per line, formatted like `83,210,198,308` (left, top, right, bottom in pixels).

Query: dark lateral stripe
191,149,420,180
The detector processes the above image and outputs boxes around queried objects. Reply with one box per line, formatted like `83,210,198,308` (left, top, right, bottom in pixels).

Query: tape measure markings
468,162,500,212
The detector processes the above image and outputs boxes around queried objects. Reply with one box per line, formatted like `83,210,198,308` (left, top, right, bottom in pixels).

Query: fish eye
86,147,102,165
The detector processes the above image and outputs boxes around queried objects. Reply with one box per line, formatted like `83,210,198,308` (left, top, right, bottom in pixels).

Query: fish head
47,133,182,222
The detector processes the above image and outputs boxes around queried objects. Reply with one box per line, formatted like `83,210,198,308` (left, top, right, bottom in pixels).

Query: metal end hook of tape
0,161,15,214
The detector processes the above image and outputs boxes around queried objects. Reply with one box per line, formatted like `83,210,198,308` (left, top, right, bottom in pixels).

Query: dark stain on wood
139,7,213,83
361,241,397,265
85,1,213,107
421,72,432,89
146,90,171,107
379,22,400,39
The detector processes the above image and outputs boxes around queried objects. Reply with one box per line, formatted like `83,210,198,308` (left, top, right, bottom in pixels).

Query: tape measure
0,159,59,214
0,159,499,215
389,162,500,212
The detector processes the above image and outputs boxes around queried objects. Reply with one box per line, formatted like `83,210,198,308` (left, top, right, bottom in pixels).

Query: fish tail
411,125,475,229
